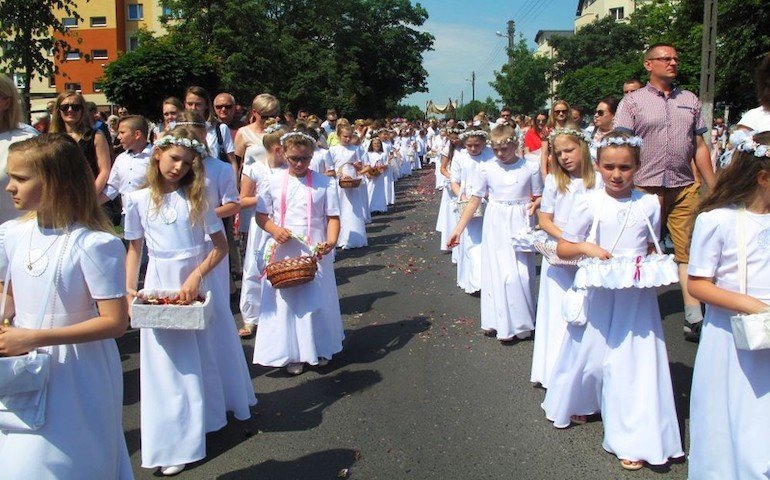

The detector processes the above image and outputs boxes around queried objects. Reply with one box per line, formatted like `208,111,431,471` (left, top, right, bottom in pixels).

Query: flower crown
731,130,770,158
459,129,489,141
490,136,518,147
280,131,316,146
172,121,206,128
594,135,644,149
446,127,465,135
549,128,591,145
264,123,285,135
154,135,207,155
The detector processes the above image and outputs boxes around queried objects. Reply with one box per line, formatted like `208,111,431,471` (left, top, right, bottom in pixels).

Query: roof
534,30,574,45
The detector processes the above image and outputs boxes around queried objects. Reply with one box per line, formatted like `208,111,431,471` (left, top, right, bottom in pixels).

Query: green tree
101,33,220,119
158,0,434,117
491,36,552,115
0,0,84,122
456,97,499,121
389,104,425,122
555,62,641,113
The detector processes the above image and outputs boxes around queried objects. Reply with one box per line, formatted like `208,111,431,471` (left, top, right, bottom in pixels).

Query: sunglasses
554,109,568,114
59,103,83,113
286,155,312,164
649,56,678,64
536,119,547,124
214,104,234,111
595,109,605,116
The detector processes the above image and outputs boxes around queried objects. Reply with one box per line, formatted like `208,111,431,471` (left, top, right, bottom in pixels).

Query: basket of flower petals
338,176,362,188
266,255,319,289
366,165,385,178
131,290,211,330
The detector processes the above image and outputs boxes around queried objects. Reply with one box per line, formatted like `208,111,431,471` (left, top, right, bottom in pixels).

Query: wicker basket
338,177,362,188
456,199,485,218
266,255,319,289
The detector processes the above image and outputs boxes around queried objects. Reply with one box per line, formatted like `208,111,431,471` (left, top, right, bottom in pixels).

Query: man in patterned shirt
614,43,716,342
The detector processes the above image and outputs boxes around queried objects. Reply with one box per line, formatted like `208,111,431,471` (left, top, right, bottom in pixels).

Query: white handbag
730,208,770,351
0,226,71,431
561,286,589,326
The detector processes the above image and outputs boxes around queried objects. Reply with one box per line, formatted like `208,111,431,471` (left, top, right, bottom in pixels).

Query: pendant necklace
26,226,61,277
156,193,179,224
745,211,770,248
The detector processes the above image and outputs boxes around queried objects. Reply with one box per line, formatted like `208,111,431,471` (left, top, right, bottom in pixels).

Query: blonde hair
547,100,571,129
0,75,23,131
147,126,208,225
251,93,280,118
489,124,517,145
49,91,92,137
551,131,595,193
262,119,289,150
8,134,113,232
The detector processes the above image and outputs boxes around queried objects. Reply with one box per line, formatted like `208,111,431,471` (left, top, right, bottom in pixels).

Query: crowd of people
0,42,768,478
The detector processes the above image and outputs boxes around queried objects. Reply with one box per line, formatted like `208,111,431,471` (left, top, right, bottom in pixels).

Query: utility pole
506,20,515,67
699,0,717,145
471,71,476,103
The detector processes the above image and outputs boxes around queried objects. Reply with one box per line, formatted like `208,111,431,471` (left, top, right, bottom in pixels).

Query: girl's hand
583,243,612,260
272,227,292,244
316,242,335,257
527,197,542,216
0,326,38,357
179,274,201,304
447,231,461,249
746,299,770,316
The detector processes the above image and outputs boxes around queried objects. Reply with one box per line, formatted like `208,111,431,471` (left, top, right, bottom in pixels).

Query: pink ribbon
633,256,642,282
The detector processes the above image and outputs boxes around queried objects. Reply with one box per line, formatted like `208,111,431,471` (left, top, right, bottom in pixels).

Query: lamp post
496,20,515,67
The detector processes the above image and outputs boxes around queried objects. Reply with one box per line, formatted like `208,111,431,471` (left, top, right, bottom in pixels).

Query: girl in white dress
542,131,683,471
449,129,495,294
448,124,542,341
0,134,132,479
253,131,343,375
124,127,255,476
531,128,600,387
687,130,770,479
329,125,367,249
380,130,397,205
435,130,461,258
363,138,388,213
238,123,288,337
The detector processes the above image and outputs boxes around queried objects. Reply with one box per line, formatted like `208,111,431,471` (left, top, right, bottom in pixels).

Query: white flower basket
731,312,770,351
131,289,212,330
573,254,678,290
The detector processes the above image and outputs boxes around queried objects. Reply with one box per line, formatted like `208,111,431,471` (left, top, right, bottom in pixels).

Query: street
119,167,695,479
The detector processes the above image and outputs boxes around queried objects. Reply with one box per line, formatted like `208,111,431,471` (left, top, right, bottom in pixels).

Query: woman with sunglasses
540,100,572,177
49,91,112,195
590,96,619,159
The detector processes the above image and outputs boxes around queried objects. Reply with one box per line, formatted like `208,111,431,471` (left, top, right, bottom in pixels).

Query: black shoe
683,319,702,343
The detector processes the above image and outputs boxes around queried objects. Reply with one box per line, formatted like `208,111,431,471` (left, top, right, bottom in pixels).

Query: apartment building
7,1,167,113
575,0,638,30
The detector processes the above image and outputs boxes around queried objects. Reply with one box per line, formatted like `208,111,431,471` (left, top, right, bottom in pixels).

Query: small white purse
730,208,770,351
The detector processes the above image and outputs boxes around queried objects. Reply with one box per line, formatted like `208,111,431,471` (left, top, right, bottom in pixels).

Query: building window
62,17,78,28
49,75,56,88
128,37,140,51
92,49,108,60
609,7,625,20
90,16,107,27
12,73,25,89
65,50,81,61
64,82,82,92
128,4,144,20
93,82,103,92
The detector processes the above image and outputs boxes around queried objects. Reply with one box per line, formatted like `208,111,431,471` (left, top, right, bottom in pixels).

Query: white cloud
404,19,505,108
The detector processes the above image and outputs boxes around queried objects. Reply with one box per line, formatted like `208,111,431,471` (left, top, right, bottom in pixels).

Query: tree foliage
101,32,220,119
491,36,552,115
456,98,499,121
548,0,770,117
0,0,84,122
389,104,425,122
151,0,434,118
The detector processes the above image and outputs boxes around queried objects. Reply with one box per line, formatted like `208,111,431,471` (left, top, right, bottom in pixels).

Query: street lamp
496,20,515,66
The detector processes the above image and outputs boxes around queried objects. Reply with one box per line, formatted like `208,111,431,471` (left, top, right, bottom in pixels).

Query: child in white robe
531,128,601,387
687,130,770,479
0,134,132,479
253,131,343,375
124,126,255,476
542,131,683,471
329,125,367,249
448,124,542,340
363,138,388,213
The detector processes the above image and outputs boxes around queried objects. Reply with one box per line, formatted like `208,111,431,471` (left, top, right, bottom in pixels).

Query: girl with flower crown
447,128,494,294
542,131,683,472
238,121,288,338
252,131,342,375
530,128,601,388
435,128,461,259
123,126,255,476
687,130,770,478
329,124,368,249
448,124,542,340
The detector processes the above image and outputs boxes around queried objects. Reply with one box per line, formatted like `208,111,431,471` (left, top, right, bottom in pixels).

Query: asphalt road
119,166,696,479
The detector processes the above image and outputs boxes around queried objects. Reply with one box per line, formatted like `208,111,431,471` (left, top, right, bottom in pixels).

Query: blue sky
403,0,577,109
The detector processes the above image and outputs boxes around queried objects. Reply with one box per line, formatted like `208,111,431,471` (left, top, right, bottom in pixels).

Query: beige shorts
636,183,700,264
